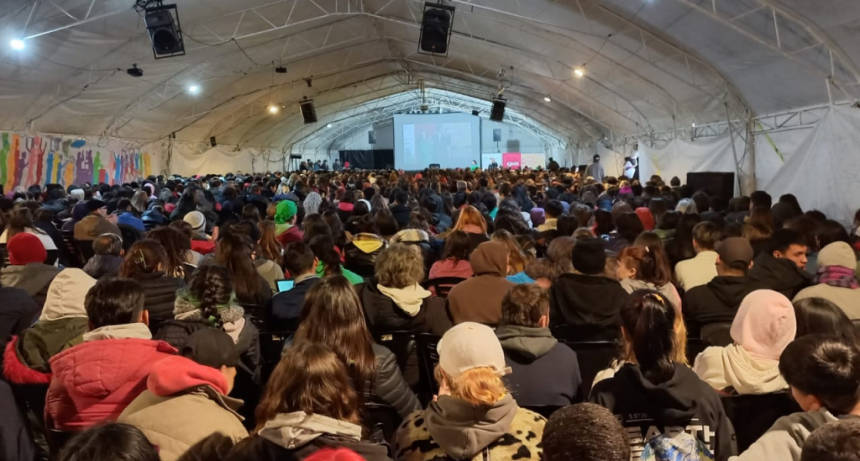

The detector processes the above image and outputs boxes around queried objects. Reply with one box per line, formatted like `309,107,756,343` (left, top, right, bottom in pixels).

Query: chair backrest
415,333,441,396
61,231,84,268
700,322,733,348
375,332,416,380
721,392,800,452
118,225,143,251
561,340,620,398
75,240,96,263
685,338,712,364
365,403,402,444
422,277,467,298
44,249,59,266
0,244,8,268
259,331,292,385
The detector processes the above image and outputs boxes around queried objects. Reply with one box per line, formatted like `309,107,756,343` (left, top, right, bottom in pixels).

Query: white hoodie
693,344,788,394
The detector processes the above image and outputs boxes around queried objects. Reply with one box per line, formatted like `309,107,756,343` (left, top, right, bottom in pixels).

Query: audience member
793,297,860,344
115,198,146,232
46,278,176,431
394,322,545,460
801,419,860,461
119,239,186,329
57,423,160,461
550,237,627,339
0,232,61,307
266,241,319,329
675,221,721,290
495,284,581,406
590,290,737,460
146,226,194,280
616,245,682,309
428,229,474,279
542,403,630,461
82,233,124,279
343,214,389,277
684,237,757,337
214,232,273,308
74,199,121,241
441,205,489,253
732,335,860,461
694,289,796,394
447,241,514,325
228,342,391,461
274,200,304,247
793,242,860,319
119,329,247,461
749,228,812,298
291,275,420,418
537,200,563,232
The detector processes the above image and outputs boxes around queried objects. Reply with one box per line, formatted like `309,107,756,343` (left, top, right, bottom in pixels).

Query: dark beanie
571,238,607,275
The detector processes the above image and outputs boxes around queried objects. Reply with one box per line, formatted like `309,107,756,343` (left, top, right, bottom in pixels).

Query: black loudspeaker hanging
210,136,217,147
144,4,185,59
418,3,455,56
299,99,318,124
493,129,502,142
368,131,376,145
490,99,506,122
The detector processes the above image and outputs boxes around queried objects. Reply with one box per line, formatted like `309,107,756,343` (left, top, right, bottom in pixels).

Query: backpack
641,431,715,461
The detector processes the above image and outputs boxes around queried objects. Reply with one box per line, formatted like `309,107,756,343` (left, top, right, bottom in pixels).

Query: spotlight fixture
188,84,199,94
268,105,279,114
544,96,552,102
327,123,333,128
418,2,455,57
275,66,287,74
691,122,696,127
10,39,24,50
305,78,313,88
127,64,144,78
143,2,185,59
471,110,480,116
574,68,584,77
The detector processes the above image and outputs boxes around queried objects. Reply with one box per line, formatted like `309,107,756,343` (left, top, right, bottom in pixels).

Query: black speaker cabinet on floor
299,99,317,124
490,99,506,122
419,3,455,56
687,172,735,210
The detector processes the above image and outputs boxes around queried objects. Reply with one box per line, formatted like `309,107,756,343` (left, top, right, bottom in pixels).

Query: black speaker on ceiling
493,129,502,142
209,136,217,147
687,172,735,211
144,4,185,59
368,131,376,145
299,99,318,124
419,3,455,56
490,98,506,122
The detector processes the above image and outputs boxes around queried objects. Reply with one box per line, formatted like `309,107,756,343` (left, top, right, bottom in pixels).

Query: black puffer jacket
131,272,185,331
343,234,388,278
358,282,452,337
371,343,422,419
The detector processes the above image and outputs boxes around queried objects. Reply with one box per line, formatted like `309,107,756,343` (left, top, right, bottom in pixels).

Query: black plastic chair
686,338,712,364
701,323,733,347
365,403,402,444
74,240,96,264
117,225,143,251
44,249,59,266
721,392,800,452
415,333,441,400
61,231,83,268
375,332,418,387
561,340,620,398
422,277,467,298
259,331,292,385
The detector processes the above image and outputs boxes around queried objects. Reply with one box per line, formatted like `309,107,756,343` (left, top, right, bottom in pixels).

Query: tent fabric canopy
0,0,857,151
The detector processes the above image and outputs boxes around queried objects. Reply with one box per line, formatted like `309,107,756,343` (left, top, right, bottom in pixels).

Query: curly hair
375,244,424,288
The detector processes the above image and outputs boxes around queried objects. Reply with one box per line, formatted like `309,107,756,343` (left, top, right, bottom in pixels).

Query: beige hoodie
693,344,787,394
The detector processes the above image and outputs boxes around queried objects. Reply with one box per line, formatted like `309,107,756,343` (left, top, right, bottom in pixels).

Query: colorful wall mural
0,132,156,191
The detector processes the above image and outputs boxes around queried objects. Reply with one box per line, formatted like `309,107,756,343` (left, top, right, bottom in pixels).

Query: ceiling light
187,84,199,94
574,68,584,77
10,39,24,50
544,96,552,103
326,123,333,128
691,122,696,127
268,105,279,114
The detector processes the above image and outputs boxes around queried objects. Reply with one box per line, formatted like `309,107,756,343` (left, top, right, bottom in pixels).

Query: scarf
378,284,431,316
814,265,859,289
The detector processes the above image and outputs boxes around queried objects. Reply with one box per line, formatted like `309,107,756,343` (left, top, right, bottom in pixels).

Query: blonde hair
375,244,425,288
435,365,508,406
451,205,487,234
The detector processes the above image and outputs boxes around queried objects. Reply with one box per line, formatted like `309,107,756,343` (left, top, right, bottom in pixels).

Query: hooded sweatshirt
118,356,247,461
228,412,391,461
749,253,811,299
590,363,737,461
2,269,96,384
684,275,760,335
394,394,545,461
793,242,860,319
729,408,840,461
496,324,582,406
550,272,628,333
694,290,796,395
448,241,515,325
0,263,62,307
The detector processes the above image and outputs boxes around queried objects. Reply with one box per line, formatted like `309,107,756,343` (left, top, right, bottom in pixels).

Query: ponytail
618,245,671,286
622,289,676,384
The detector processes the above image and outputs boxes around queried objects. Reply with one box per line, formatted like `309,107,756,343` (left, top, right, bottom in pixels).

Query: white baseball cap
437,322,511,378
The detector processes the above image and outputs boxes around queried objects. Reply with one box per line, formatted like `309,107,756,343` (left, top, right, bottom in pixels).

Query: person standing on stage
585,154,605,184
489,158,499,170
333,159,343,172
470,160,479,172
624,156,637,180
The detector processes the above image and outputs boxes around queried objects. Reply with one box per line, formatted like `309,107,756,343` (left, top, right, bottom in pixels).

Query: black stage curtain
338,150,394,170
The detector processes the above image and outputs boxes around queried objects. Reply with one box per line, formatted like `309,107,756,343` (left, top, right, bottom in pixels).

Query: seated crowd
2,166,860,461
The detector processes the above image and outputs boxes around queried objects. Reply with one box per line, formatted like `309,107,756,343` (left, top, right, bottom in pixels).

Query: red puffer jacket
46,338,176,431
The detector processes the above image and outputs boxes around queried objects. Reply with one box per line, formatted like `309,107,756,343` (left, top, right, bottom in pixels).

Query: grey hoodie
730,408,839,461
0,263,62,306
425,394,518,459
494,324,557,360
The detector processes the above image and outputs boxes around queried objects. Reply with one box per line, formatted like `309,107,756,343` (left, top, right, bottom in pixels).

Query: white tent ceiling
0,0,857,151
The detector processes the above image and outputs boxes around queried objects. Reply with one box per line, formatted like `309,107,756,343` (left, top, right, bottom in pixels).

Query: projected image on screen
394,114,481,170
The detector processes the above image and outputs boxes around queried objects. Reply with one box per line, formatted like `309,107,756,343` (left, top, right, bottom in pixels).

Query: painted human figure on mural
113,151,122,186
27,136,44,188
14,150,28,190
0,133,9,189
94,151,105,184
74,150,93,186
7,134,19,192
58,140,71,186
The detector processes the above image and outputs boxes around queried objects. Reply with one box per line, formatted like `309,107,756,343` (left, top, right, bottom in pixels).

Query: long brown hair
145,227,189,278
255,342,360,433
6,207,37,240
119,239,167,278
293,275,376,401
491,229,529,275
214,233,261,304
257,220,281,262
